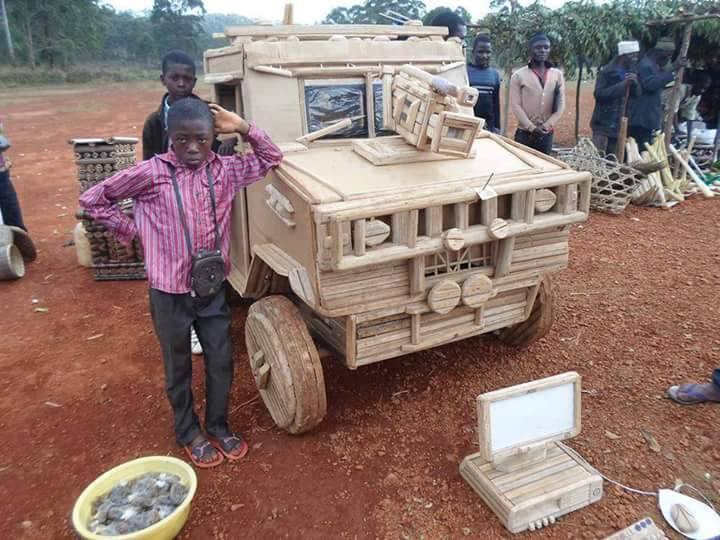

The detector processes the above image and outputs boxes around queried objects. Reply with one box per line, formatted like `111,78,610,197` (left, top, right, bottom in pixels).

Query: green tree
150,0,206,56
101,8,158,65
423,6,472,26
197,13,253,53
8,0,104,68
481,0,552,135
323,0,426,24
0,0,14,63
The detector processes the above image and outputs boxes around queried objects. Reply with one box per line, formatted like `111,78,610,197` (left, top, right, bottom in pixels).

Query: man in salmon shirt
509,32,566,154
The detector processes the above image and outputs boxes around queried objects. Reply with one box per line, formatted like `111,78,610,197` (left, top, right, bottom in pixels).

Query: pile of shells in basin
88,472,188,536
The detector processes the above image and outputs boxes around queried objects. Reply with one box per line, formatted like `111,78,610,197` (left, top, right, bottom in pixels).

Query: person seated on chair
590,40,641,157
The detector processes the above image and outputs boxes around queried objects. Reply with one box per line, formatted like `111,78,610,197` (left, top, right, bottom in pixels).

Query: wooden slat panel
511,244,569,264
319,262,410,312
509,254,568,274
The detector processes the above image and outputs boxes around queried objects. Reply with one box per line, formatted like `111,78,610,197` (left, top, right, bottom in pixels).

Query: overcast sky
102,0,566,24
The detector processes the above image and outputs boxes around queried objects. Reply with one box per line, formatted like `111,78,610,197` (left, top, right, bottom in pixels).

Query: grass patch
0,64,157,88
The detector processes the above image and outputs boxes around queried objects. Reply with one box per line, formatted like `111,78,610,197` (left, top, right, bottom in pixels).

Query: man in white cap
590,40,641,156
628,36,688,146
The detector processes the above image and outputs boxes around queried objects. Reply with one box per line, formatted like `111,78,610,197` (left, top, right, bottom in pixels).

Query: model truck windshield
304,80,390,139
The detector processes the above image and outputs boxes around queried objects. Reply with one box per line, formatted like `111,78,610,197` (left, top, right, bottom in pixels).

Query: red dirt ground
1,81,718,540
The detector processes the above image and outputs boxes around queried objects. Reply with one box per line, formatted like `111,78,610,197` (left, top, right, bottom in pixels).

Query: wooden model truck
204,22,591,434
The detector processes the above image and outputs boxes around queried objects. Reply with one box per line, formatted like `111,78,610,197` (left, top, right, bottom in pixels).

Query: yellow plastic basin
71,456,197,540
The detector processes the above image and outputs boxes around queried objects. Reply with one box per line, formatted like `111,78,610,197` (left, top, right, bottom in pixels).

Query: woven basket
0,244,25,280
557,138,644,214
71,137,146,281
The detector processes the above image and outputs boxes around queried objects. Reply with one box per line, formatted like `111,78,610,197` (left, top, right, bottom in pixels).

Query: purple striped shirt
79,124,283,293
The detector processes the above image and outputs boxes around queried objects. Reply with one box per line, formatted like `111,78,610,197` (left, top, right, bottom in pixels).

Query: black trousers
514,129,554,155
627,126,653,148
149,286,234,446
0,169,26,230
591,133,618,157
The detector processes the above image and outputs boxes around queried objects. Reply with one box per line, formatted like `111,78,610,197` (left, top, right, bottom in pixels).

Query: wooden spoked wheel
495,277,555,347
245,295,327,434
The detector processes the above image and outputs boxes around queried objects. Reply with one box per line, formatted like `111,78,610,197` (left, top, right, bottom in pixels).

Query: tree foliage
324,0,427,24
480,0,720,74
150,0,206,56
423,6,473,26
0,0,256,69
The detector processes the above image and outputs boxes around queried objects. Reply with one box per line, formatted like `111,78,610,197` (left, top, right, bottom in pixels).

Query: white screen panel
489,383,575,453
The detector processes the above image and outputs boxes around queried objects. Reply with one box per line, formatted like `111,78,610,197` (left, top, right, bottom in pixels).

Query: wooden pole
0,0,14,64
616,84,631,163
501,64,513,137
574,56,583,144
282,3,294,25
663,22,693,149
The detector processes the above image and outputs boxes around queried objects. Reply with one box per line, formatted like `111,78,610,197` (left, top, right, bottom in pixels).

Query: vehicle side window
304,81,368,138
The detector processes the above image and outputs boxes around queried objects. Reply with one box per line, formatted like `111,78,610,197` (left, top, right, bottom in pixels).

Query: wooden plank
495,237,515,278
313,170,588,223
474,306,484,327
353,219,366,257
427,206,443,236
329,221,344,267
512,244,569,264
345,315,357,369
509,254,568,274
455,202,469,229
409,256,424,295
524,189,536,224
489,445,569,482
480,197,497,226
365,72,377,139
406,209,419,248
511,192,526,220
392,212,409,245
322,272,407,298
225,24,449,39
382,68,394,131
410,313,421,345
297,117,353,146
556,183,579,213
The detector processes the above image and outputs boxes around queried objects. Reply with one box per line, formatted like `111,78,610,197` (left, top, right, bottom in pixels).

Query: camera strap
169,164,221,256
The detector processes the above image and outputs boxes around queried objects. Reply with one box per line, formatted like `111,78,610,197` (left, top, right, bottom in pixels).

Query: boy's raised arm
79,160,155,246
210,104,283,193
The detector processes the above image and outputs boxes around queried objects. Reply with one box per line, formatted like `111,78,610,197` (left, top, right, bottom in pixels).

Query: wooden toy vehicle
204,22,591,434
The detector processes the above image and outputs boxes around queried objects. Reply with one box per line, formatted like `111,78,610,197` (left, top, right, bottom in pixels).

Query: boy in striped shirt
80,99,283,468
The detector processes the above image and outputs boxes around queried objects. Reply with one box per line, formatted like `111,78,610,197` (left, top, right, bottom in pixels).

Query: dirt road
1,81,718,539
